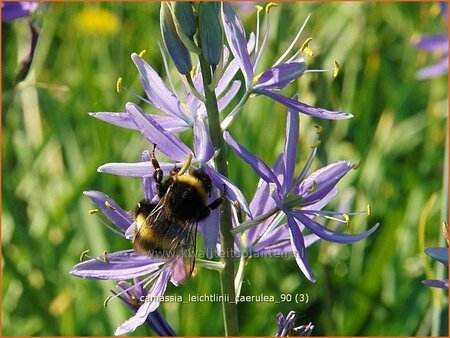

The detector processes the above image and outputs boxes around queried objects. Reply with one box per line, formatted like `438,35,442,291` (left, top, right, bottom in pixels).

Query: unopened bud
173,2,196,38
198,2,223,67
160,3,192,75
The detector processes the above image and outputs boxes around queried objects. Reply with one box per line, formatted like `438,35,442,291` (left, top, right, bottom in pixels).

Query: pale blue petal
193,117,214,164
83,191,132,231
283,96,299,194
98,161,183,177
224,131,282,191
425,247,448,265
126,102,191,162
253,60,306,91
114,268,171,335
294,212,379,244
254,89,353,120
70,250,166,280
221,2,254,90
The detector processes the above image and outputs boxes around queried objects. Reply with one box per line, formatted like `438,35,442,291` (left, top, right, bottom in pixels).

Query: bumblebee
130,146,223,278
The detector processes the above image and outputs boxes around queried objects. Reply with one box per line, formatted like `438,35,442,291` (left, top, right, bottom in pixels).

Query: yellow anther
105,201,116,210
300,37,314,56
89,209,99,215
366,204,372,217
307,181,317,193
343,213,350,227
116,77,123,94
102,251,110,263
265,2,278,14
130,293,140,308
333,61,340,78
79,249,90,262
310,140,321,148
138,49,146,57
255,5,263,12
314,124,323,134
178,153,193,176
352,160,361,170
103,295,113,308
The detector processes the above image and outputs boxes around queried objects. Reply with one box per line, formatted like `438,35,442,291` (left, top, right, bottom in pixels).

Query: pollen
105,201,116,210
366,204,372,218
307,181,318,193
310,140,321,148
79,249,90,262
88,209,99,215
178,153,193,176
265,2,278,14
343,213,350,227
333,61,340,78
255,5,263,13
314,124,323,134
102,251,110,263
103,295,113,308
138,50,146,58
116,77,123,94
352,160,361,170
300,38,314,56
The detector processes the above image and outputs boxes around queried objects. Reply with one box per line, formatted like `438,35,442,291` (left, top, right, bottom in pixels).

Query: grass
2,2,448,336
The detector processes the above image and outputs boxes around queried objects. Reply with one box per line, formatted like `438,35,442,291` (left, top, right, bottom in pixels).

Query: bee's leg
207,185,226,210
151,144,163,193
170,165,180,176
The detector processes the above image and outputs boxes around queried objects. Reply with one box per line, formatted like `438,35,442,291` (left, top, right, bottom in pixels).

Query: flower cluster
71,3,378,335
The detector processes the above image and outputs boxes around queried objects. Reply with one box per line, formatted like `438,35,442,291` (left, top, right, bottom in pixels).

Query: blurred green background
2,1,448,336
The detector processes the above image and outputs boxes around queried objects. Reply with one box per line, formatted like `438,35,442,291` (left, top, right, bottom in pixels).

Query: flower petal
254,89,353,120
131,53,188,122
126,102,191,162
204,165,251,216
425,247,448,265
224,131,282,191
415,34,448,52
422,279,449,289
70,250,166,280
98,161,183,177
287,214,316,282
193,117,214,164
294,212,379,244
283,96,300,194
221,2,254,90
83,191,132,231
253,60,306,91
199,193,220,258
417,55,449,79
115,268,171,335
296,161,354,206
141,151,156,201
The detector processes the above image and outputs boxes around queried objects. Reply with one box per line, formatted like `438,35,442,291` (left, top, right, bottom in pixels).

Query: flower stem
199,56,239,336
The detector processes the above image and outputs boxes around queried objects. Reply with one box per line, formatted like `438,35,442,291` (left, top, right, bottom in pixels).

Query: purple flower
221,2,352,125
113,279,176,336
275,311,314,336
226,100,379,282
1,2,38,21
414,3,448,78
422,245,448,289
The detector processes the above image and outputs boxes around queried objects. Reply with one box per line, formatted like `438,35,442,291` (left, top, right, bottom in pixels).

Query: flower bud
198,2,223,67
160,3,192,75
172,2,196,38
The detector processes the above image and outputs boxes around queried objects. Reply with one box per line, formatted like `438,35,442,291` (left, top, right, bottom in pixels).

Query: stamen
343,213,350,227
255,5,264,57
91,212,126,238
116,77,123,93
310,140,321,148
300,37,314,56
138,49,146,57
314,124,323,134
366,204,372,218
177,153,193,176
89,209,99,215
265,2,278,14
102,251,110,263
79,249,90,262
105,201,116,210
103,295,113,308
307,181,318,193
333,61,340,78
442,222,449,245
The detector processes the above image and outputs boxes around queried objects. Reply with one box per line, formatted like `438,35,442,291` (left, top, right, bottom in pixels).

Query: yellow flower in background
73,7,119,36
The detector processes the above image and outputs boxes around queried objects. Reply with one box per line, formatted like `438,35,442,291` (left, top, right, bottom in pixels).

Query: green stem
199,56,239,336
